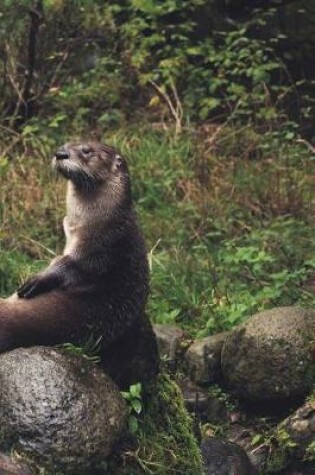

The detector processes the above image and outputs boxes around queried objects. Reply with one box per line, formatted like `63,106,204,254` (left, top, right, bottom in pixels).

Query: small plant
121,382,143,435
251,427,297,473
59,334,102,363
304,440,315,462
208,384,236,413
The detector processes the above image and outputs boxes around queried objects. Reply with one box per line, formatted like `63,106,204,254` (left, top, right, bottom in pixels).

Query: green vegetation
121,383,144,435
1,124,313,336
252,427,297,473
110,374,203,475
59,335,103,363
305,440,315,462
1,1,314,338
0,1,314,474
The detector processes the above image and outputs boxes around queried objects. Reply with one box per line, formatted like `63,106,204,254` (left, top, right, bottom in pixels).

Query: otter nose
55,149,69,160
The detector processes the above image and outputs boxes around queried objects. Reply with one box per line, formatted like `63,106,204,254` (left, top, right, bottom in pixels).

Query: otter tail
0,292,85,353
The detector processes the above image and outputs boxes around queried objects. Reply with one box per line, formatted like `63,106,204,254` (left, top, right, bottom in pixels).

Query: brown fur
0,142,158,388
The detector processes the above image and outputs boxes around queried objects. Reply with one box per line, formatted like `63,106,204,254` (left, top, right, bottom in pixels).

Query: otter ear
112,154,123,172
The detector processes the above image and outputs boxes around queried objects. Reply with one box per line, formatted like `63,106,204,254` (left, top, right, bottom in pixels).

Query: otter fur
0,142,158,388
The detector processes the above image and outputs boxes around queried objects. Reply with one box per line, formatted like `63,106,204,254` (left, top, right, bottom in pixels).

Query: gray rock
280,395,315,459
260,397,315,474
0,346,127,474
201,437,257,475
186,332,228,385
225,423,269,473
153,324,186,366
280,465,315,474
177,379,228,423
221,307,315,402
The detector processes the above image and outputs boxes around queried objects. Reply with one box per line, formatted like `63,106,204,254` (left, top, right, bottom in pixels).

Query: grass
0,122,314,337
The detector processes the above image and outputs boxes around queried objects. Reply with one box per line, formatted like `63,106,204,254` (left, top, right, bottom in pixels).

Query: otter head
52,141,129,193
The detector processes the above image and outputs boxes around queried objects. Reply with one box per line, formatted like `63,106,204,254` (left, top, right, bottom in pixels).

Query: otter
0,142,158,388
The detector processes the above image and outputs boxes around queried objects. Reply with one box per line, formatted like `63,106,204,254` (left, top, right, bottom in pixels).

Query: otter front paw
17,272,59,299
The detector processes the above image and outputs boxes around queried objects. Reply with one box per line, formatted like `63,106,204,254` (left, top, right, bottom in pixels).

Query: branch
22,0,44,118
149,79,183,135
297,139,315,154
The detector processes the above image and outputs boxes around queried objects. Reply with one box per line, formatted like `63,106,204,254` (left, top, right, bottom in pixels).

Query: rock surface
177,378,228,423
221,307,315,402
186,332,228,385
153,324,186,370
201,437,257,475
280,395,315,460
0,346,127,474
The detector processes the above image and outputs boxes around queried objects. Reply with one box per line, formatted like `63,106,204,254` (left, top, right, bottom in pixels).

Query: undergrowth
110,374,203,475
0,123,313,337
0,2,314,337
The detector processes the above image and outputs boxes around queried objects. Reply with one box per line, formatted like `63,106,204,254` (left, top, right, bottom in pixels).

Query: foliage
1,1,314,130
1,125,314,337
305,440,315,462
252,427,298,474
0,4,314,475
121,383,143,435
124,3,291,122
110,374,203,475
132,128,314,333
208,384,236,414
0,248,41,296
59,334,102,363
0,0,132,132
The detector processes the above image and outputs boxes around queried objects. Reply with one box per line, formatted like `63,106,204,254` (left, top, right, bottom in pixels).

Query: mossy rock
109,373,204,475
221,307,315,402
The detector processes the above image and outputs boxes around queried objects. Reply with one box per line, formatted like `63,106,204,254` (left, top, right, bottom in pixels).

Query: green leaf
128,415,139,434
121,391,131,401
131,399,142,415
130,383,142,398
252,434,264,445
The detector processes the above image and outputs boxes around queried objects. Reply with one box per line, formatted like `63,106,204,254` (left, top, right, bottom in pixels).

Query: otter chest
63,217,79,255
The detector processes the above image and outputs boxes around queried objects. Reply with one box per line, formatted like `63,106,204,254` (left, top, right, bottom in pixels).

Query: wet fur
0,142,158,387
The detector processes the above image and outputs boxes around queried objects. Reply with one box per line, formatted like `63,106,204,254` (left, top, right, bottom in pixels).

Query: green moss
110,373,204,475
305,441,315,462
264,428,297,474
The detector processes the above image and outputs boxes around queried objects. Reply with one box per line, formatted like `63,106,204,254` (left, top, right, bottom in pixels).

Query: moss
264,428,297,474
304,441,315,462
110,373,204,475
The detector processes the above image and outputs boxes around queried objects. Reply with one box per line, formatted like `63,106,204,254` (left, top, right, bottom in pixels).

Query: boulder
261,396,315,474
201,437,257,475
185,332,228,385
0,346,127,474
221,307,315,402
280,395,315,460
177,378,228,423
153,324,186,370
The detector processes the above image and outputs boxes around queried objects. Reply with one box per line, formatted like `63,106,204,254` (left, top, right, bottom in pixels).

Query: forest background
0,0,314,338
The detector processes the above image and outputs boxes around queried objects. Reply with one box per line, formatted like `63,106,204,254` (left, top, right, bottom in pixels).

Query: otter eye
81,146,92,155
